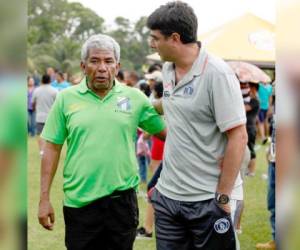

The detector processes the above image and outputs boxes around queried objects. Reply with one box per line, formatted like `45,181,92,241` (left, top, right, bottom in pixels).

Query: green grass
28,137,271,250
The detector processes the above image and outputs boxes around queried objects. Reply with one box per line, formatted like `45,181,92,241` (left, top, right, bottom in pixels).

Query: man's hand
217,203,231,214
38,200,55,230
38,141,62,231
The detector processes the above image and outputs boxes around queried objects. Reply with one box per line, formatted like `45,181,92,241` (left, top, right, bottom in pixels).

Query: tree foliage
28,0,152,75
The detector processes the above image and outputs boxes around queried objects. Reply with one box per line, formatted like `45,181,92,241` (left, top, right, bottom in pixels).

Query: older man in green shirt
38,34,166,250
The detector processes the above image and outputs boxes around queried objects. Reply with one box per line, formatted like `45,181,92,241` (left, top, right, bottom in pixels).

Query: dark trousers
27,110,36,136
63,189,138,250
151,189,236,250
247,126,257,159
268,162,275,240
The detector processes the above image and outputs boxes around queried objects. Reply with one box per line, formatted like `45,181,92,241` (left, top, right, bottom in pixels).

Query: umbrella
227,61,271,83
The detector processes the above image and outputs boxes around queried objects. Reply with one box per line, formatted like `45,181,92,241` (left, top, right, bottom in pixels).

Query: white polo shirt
156,48,246,202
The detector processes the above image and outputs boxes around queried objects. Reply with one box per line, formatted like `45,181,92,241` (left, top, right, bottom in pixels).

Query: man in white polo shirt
147,1,248,250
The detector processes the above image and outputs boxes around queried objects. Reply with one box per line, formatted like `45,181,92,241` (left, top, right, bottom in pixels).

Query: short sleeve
41,92,67,144
138,95,165,135
210,73,246,132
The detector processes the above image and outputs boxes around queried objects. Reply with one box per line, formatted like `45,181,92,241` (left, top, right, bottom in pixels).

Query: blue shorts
258,109,268,123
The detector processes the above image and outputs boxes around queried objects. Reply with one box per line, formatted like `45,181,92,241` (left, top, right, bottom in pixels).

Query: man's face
47,67,54,76
28,77,34,87
149,30,174,61
55,74,63,82
81,48,120,92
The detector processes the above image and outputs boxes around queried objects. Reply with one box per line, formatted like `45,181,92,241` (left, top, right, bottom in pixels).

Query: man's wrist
215,192,230,205
40,192,50,202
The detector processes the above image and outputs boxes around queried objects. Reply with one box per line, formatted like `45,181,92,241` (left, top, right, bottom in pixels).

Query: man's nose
97,62,107,72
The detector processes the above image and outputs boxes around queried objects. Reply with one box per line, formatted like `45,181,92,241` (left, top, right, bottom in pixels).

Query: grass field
28,137,271,250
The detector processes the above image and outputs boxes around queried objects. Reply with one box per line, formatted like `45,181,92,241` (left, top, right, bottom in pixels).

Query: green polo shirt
41,78,165,208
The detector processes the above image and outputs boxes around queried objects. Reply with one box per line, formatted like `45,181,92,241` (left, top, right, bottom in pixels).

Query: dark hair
139,83,151,97
57,71,64,79
117,70,125,81
128,71,139,81
147,1,198,44
249,82,259,91
153,81,163,98
41,74,51,84
148,63,162,73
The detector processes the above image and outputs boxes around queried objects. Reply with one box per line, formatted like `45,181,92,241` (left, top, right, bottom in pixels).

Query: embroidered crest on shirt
183,85,194,96
116,97,131,113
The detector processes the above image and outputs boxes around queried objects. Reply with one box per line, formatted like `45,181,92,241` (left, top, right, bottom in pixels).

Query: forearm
152,99,164,115
217,126,248,195
40,142,62,201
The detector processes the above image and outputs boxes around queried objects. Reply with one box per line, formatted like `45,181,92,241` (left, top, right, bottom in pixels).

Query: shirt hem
40,135,65,145
156,185,215,202
218,118,246,132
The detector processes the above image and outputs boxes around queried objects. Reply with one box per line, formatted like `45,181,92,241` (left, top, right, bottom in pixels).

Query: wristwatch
215,193,230,205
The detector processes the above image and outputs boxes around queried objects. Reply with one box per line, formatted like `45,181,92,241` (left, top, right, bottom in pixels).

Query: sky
69,0,275,34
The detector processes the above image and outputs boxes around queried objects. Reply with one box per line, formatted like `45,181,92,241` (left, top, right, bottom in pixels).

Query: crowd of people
28,1,276,250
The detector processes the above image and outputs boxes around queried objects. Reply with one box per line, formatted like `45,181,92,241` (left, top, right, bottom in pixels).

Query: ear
80,61,86,73
171,33,181,43
115,62,121,76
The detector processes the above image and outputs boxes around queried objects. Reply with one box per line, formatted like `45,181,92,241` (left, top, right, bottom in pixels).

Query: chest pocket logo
183,86,194,96
117,97,131,112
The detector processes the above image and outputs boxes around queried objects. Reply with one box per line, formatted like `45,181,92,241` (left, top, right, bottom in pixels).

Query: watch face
219,194,229,204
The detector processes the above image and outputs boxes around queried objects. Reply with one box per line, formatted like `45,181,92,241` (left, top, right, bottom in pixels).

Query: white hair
81,34,121,62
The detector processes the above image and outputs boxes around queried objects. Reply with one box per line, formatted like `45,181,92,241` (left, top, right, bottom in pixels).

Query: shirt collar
186,45,208,77
165,44,209,89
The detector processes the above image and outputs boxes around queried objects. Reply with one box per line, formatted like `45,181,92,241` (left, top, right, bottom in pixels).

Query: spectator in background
69,74,82,86
46,67,56,82
136,81,165,240
116,69,126,84
139,82,151,97
148,63,162,73
28,76,36,137
32,74,58,156
148,81,165,173
258,82,273,144
256,96,276,250
145,70,163,102
242,82,260,176
126,71,139,87
51,71,71,91
63,72,69,82
136,82,152,184
136,129,151,184
33,69,41,87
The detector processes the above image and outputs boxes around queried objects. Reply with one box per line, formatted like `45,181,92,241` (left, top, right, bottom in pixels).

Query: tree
109,16,152,73
28,0,105,75
28,0,152,76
